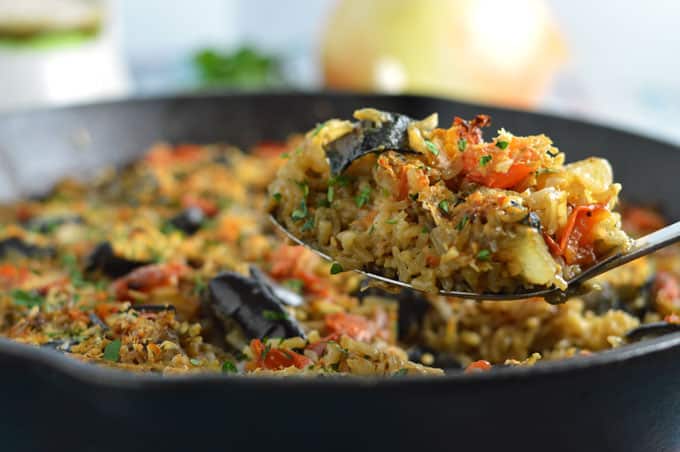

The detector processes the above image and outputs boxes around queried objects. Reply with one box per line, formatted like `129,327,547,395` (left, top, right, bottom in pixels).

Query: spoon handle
571,220,680,285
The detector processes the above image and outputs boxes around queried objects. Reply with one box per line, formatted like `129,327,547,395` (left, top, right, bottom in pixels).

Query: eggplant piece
207,266,305,340
407,345,463,371
625,322,680,343
0,237,55,259
357,285,430,342
325,112,416,176
85,242,150,278
167,207,205,235
520,212,542,230
24,215,83,234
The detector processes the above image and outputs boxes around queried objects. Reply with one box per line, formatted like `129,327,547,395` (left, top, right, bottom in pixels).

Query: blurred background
0,0,678,144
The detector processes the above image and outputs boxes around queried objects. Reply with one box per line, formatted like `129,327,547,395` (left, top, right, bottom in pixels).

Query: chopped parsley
261,342,272,361
263,309,289,321
297,181,309,197
330,262,344,275
290,199,308,221
438,200,449,214
329,175,351,187
11,289,44,308
355,186,371,208
327,185,334,203
312,122,326,136
386,218,399,224
409,193,418,201
190,358,201,366
425,140,439,156
393,368,409,376
476,249,492,261
421,226,430,234
316,198,331,208
480,155,492,167
222,361,238,373
457,138,467,152
280,152,289,158
456,215,469,231
272,192,282,202
496,140,509,150
301,218,314,232
103,339,121,362
282,278,304,293
193,274,207,295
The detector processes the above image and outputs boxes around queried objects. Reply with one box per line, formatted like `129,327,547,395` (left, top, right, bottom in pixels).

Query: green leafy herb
193,46,282,88
282,278,304,293
480,155,492,167
457,138,467,152
301,218,315,232
327,185,335,203
193,274,207,295
261,342,272,361
291,199,308,221
330,262,344,275
386,218,398,225
496,141,509,150
222,361,238,373
61,253,86,288
425,140,439,156
272,192,282,202
477,249,492,261
11,289,44,308
280,152,290,159
312,122,326,137
297,181,309,197
316,198,331,208
355,186,371,208
369,224,376,234
456,215,469,231
263,309,289,321
409,193,419,201
190,358,201,366
393,368,409,376
421,226,430,234
438,200,449,214
103,339,121,362
329,175,351,187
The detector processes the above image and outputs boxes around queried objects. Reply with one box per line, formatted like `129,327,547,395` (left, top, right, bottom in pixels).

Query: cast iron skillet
0,93,679,452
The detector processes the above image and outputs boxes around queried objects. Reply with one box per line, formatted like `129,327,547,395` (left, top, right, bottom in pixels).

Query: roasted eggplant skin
85,242,150,278
206,266,306,340
325,112,415,176
0,237,55,259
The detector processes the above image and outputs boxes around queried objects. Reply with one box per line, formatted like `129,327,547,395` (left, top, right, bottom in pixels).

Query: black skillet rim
1,90,679,390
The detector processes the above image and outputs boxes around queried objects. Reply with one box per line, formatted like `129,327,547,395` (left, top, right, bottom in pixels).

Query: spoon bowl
270,214,680,303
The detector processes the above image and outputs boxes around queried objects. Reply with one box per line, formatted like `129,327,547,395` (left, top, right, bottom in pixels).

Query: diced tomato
95,302,121,321
181,194,218,217
112,262,189,300
145,144,203,166
425,255,440,267
251,141,289,158
622,206,666,235
305,333,341,357
325,312,377,342
654,272,680,310
246,339,311,371
269,245,330,297
36,276,69,295
557,204,606,265
0,264,29,289
665,313,680,324
67,308,89,324
462,147,539,190
465,360,492,373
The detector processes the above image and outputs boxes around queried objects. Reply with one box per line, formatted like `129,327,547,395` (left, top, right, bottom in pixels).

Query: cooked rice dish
0,112,678,377
269,108,632,294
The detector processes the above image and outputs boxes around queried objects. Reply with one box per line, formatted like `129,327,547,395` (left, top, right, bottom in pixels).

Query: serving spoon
270,215,680,303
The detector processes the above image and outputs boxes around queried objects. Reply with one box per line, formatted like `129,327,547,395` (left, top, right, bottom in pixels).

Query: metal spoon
270,215,680,303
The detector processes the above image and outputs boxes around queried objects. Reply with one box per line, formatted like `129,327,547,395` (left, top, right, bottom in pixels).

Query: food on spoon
268,108,632,295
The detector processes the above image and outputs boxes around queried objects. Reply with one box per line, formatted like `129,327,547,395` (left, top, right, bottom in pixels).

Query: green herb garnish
297,181,309,197
193,274,207,295
355,186,371,208
393,368,409,376
316,198,331,208
282,279,304,293
261,342,272,361
496,141,509,150
190,358,201,366
327,185,335,203
272,192,282,202
457,138,467,152
301,218,315,232
421,226,430,234
263,309,289,321
330,262,344,275
222,361,238,373
425,140,439,156
312,122,325,137
103,339,121,362
291,199,308,221
438,200,449,214
280,152,290,159
409,193,419,201
456,215,469,231
11,289,44,308
480,155,492,166
476,249,492,261
386,218,398,225
193,46,282,88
